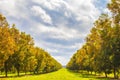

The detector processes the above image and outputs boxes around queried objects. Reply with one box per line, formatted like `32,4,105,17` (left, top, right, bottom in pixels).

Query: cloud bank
0,0,109,65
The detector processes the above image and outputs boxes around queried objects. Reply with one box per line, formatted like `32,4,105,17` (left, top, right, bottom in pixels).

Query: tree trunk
1,70,2,75
113,67,116,79
4,61,8,77
34,71,35,74
17,67,20,76
113,66,118,79
25,70,26,75
91,71,92,74
104,72,107,78
95,71,96,75
24,67,27,75
87,70,89,74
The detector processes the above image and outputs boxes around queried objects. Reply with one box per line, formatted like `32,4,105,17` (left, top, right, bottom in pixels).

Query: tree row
67,0,120,79
0,14,62,77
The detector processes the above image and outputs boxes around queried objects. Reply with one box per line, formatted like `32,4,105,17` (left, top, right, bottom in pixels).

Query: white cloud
32,0,100,21
0,0,29,20
108,0,111,3
31,6,52,24
32,0,68,10
69,0,100,21
103,8,111,14
31,0,73,18
46,48,59,53
53,56,69,66
29,0,101,65
35,40,82,50
0,0,16,17
30,23,87,40
0,0,109,65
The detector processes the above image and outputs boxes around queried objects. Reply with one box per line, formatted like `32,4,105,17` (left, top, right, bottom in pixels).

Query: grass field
0,68,110,80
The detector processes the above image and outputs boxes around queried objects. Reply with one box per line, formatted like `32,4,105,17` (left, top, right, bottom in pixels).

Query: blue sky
0,0,110,65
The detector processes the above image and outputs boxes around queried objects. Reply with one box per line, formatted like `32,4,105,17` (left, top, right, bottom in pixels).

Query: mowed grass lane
0,68,109,80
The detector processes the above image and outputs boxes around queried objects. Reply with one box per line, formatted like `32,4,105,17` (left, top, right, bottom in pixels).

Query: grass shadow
66,69,110,80
0,70,59,78
0,74,26,78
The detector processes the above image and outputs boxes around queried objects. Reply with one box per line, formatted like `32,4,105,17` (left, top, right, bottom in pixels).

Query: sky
0,0,110,65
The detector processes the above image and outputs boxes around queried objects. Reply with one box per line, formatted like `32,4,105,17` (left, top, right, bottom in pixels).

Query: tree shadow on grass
0,74,25,78
0,73,43,78
66,69,110,80
0,70,58,78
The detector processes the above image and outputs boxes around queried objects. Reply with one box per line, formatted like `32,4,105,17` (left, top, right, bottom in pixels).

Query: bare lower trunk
4,61,8,77
87,70,89,74
95,71,96,75
16,66,20,76
1,70,2,75
113,66,118,79
104,72,107,78
91,71,92,74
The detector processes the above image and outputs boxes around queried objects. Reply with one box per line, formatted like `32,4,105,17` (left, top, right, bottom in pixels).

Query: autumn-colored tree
0,13,62,77
108,0,120,78
0,14,16,77
108,0,120,24
67,0,120,79
34,47,62,74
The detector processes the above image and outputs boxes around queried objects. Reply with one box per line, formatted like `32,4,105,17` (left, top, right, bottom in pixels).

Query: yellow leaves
0,22,16,66
0,14,8,27
0,13,62,74
108,0,120,24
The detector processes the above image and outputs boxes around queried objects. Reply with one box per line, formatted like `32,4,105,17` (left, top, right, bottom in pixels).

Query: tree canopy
67,0,120,79
0,14,62,77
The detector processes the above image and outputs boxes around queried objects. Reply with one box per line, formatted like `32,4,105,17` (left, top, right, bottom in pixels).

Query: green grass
0,68,110,80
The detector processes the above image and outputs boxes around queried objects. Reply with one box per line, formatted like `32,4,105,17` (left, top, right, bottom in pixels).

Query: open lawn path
0,68,110,80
